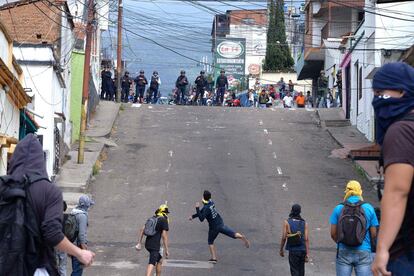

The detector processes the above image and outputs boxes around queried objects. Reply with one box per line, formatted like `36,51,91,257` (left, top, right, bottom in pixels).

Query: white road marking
168,150,174,157
259,120,263,126
165,163,172,173
93,261,139,269
264,129,268,135
131,103,141,108
272,152,277,159
268,139,273,145
163,260,214,269
282,183,288,191
277,167,283,175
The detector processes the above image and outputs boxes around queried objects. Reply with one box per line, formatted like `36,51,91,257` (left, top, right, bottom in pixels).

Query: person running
215,69,228,106
175,70,188,105
137,204,170,276
134,70,148,103
189,190,250,263
280,204,309,276
194,70,207,105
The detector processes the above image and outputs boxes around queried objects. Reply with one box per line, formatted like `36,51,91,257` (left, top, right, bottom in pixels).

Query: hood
7,133,48,182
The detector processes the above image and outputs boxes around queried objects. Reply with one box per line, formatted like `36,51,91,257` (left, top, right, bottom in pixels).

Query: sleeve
329,205,341,225
196,207,208,222
367,205,379,227
383,122,414,168
77,213,88,244
161,217,169,232
40,184,65,247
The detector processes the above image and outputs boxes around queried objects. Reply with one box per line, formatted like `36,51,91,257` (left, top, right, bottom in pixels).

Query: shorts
148,250,162,265
208,224,237,245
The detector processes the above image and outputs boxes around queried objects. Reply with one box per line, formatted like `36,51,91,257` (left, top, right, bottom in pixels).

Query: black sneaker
208,259,217,264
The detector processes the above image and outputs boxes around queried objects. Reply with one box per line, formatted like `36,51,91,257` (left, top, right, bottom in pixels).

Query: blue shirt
329,196,379,251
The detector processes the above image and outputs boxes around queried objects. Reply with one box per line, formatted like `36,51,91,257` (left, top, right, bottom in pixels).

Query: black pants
288,251,306,276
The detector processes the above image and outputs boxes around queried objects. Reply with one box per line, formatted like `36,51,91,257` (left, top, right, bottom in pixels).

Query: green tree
263,0,294,71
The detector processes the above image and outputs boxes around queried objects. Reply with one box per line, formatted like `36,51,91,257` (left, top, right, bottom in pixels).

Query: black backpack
0,175,48,276
64,214,79,242
337,201,367,247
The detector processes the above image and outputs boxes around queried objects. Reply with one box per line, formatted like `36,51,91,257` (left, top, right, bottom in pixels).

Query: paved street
85,105,378,276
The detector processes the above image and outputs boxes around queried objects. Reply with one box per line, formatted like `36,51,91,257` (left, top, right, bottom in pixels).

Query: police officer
175,70,188,105
149,71,161,104
215,69,228,106
121,71,132,103
134,70,148,103
194,71,207,105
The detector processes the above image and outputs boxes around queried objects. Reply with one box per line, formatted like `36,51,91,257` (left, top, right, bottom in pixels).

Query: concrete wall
70,51,85,142
0,88,20,139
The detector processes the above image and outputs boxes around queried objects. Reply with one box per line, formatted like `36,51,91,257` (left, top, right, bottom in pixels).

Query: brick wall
228,10,268,26
0,1,62,45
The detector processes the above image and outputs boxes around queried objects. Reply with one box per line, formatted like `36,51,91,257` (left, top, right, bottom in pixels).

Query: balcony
321,21,353,41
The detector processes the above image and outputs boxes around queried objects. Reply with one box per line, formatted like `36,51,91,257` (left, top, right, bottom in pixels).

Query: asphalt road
84,105,378,276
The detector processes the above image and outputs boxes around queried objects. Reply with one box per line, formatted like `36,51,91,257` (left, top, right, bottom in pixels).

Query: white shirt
283,96,293,107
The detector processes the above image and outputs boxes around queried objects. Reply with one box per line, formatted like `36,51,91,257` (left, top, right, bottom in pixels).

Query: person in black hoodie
189,190,250,263
135,70,148,103
7,134,95,275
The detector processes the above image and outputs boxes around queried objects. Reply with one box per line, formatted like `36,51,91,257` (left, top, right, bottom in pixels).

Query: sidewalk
56,101,120,207
317,108,380,182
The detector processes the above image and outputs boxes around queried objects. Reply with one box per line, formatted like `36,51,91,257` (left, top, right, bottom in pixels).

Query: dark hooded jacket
7,134,64,276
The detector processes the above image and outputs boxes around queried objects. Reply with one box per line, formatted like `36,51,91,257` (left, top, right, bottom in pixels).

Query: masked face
372,90,414,144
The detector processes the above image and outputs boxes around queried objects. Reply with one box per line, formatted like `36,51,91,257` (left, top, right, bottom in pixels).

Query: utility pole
78,0,94,164
116,0,123,102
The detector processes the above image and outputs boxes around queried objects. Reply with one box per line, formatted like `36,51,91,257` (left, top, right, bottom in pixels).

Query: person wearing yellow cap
136,204,170,276
329,180,379,276
189,190,250,264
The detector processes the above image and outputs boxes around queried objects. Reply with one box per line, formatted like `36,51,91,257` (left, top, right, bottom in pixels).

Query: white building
0,20,31,175
341,0,414,141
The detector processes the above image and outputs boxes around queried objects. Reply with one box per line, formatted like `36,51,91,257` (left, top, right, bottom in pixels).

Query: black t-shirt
383,119,414,259
145,216,169,251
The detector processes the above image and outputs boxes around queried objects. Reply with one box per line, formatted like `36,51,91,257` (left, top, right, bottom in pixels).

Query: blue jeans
216,87,225,104
336,249,373,276
71,256,83,276
387,251,414,276
208,224,236,245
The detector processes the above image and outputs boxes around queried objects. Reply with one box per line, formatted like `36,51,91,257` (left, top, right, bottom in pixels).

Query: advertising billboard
214,38,246,90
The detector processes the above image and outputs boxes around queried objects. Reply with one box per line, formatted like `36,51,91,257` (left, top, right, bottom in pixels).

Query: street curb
59,103,120,205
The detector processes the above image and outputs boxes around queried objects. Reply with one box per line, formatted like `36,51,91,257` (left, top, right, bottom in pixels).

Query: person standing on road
280,204,310,276
215,69,228,106
71,195,95,276
194,70,207,105
175,70,189,105
283,92,294,108
305,91,313,108
189,190,250,263
296,92,306,108
134,70,148,103
258,89,270,108
369,62,414,276
137,204,170,276
121,71,132,103
330,180,378,276
149,71,161,104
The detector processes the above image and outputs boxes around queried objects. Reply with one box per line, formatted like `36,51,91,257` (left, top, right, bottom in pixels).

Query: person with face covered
189,190,250,263
70,195,95,276
370,62,414,276
280,204,309,276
